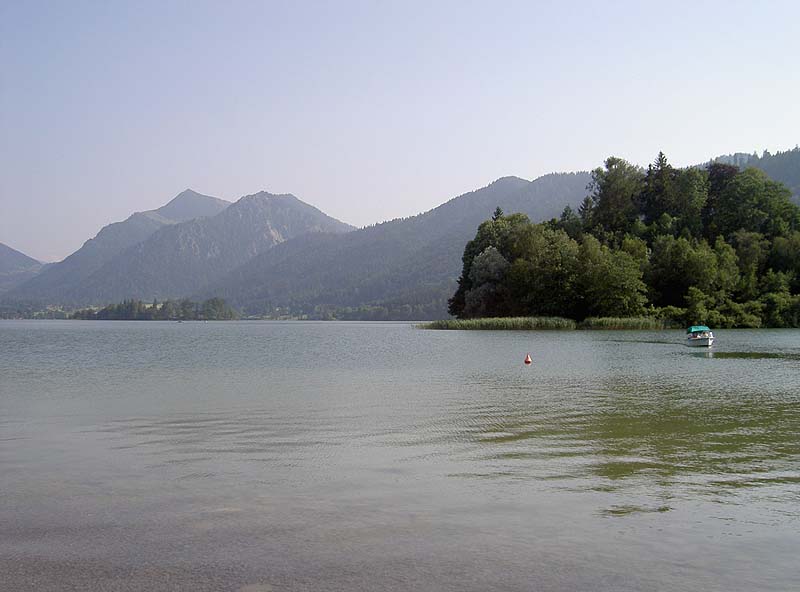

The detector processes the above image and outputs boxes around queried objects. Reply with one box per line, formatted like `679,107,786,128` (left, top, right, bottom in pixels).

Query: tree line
449,153,800,328
72,297,239,320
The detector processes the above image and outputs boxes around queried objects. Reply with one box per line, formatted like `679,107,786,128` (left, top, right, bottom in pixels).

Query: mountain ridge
58,191,354,305
8,189,230,302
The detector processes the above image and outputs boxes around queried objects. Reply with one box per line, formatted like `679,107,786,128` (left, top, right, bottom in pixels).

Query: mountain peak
240,191,295,201
492,175,530,186
154,189,230,223
171,188,203,200
162,188,215,206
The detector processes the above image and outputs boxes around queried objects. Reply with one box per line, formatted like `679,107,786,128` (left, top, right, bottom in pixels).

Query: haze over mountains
4,147,799,319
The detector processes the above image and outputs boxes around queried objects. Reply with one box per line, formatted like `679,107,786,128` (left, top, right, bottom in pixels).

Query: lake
1,320,798,591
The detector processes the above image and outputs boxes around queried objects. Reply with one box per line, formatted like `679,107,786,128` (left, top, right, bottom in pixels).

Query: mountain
0,243,44,293
0,242,40,273
8,189,230,302
59,192,354,305
204,172,591,319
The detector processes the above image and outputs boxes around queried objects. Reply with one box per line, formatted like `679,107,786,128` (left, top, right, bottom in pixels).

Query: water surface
1,321,798,591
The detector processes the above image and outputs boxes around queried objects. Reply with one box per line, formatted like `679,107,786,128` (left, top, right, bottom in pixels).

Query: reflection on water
600,504,671,516
421,379,800,505
1,321,799,591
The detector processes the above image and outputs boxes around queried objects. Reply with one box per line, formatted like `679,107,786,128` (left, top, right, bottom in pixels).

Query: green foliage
640,153,707,236
620,235,648,266
769,231,800,292
730,230,770,300
449,152,800,328
575,235,647,318
715,168,797,239
506,225,581,317
645,236,731,308
558,205,583,239
448,212,532,317
587,157,644,237
463,246,510,318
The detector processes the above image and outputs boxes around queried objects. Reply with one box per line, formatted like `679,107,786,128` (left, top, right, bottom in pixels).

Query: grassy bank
420,316,669,330
420,317,577,330
578,317,666,330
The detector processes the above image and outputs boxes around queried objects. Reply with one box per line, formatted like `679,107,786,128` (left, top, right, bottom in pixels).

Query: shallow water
1,321,798,591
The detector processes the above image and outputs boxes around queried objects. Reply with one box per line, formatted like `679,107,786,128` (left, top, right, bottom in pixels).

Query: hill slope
0,242,40,273
205,172,591,319
9,190,229,302
0,243,43,293
64,192,354,304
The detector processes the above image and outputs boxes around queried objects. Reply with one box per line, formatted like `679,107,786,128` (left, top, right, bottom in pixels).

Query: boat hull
686,337,714,347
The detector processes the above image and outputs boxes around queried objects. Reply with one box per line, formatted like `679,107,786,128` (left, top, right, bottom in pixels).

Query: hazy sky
2,1,799,261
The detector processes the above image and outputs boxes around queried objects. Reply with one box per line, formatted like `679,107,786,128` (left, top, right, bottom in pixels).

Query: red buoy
524,353,532,365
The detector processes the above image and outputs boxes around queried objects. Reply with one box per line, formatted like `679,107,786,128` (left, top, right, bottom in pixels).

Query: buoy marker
524,353,532,365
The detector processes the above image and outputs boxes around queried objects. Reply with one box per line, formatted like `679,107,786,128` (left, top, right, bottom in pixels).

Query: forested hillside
450,153,800,327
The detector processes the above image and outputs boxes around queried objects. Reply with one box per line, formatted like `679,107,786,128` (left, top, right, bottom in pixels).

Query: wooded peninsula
446,154,800,328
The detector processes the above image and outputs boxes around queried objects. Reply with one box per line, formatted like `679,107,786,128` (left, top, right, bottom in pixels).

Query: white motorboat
686,325,714,347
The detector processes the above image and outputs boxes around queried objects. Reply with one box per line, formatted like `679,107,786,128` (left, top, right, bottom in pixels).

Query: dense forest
72,297,238,320
449,154,800,327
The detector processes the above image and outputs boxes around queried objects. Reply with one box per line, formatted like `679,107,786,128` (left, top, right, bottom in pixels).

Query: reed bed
420,316,577,330
421,316,669,330
579,317,665,330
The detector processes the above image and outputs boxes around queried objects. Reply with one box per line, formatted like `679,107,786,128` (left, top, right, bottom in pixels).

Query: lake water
1,320,798,591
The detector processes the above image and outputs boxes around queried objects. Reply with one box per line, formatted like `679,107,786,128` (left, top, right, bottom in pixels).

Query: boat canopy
687,325,711,333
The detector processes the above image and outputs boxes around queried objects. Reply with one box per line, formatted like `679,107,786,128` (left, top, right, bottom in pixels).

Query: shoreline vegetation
420,316,669,330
